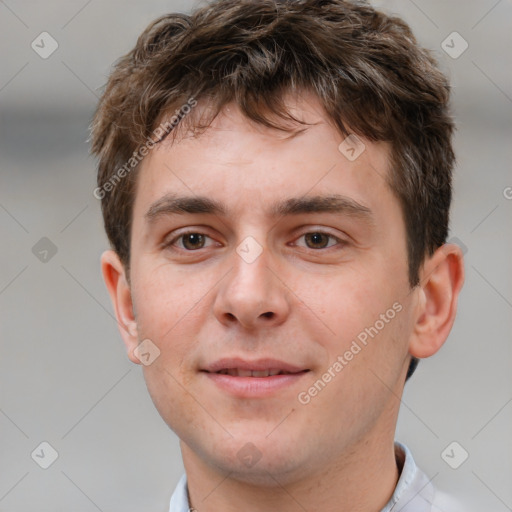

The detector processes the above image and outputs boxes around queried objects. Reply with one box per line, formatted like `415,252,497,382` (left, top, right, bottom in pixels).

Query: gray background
1,1,511,511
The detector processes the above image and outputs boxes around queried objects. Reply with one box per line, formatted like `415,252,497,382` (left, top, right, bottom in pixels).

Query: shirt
168,441,467,512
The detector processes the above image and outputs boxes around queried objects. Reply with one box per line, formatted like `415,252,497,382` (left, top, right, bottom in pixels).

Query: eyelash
163,230,347,252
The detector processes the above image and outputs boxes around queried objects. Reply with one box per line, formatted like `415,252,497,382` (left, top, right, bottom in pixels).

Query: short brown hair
90,0,456,379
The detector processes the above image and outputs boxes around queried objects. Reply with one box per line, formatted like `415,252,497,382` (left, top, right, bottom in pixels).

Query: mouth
200,358,310,397
201,357,310,375
209,368,307,377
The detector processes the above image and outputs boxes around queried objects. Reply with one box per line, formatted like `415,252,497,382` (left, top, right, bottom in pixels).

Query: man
89,0,466,510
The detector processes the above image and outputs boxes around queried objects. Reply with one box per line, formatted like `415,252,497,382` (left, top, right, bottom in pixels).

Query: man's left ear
409,243,465,359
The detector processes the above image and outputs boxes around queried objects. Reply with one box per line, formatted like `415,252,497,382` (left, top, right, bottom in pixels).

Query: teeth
252,370,270,377
216,368,292,377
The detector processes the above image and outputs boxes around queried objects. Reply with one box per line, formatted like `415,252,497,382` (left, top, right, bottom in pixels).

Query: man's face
125,94,418,483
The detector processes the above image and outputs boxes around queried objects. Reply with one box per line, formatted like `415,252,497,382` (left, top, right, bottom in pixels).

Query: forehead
133,93,396,226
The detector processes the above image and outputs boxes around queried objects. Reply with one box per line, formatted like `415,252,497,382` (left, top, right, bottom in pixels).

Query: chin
213,455,304,487
200,434,315,486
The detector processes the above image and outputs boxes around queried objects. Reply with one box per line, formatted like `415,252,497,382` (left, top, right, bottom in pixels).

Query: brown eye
164,231,215,252
298,232,343,250
304,232,332,249
180,233,206,250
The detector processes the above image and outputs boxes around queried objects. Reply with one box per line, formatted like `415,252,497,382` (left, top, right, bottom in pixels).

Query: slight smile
201,358,311,398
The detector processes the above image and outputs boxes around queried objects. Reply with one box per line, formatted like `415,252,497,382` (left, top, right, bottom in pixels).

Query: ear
101,250,141,365
408,243,465,359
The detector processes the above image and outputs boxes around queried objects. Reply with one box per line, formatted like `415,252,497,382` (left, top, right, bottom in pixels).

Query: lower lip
202,371,309,398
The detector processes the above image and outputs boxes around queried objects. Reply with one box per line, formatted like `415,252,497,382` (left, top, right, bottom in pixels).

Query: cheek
294,266,392,342
296,264,410,384
132,264,207,338
131,268,211,404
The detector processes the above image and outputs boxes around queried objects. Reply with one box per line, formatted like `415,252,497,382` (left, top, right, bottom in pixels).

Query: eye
163,229,345,253
165,231,216,251
295,231,345,250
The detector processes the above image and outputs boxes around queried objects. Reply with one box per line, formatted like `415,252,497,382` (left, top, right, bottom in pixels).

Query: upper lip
202,358,308,374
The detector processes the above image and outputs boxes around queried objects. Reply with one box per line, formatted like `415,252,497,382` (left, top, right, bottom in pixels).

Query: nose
212,242,291,331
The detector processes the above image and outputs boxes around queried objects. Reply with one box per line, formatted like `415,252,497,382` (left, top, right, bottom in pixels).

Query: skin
101,92,464,512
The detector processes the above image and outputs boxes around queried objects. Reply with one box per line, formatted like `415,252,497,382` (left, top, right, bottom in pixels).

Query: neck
181,429,400,512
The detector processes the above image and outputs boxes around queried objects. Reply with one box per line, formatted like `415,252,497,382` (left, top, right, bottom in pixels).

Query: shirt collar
169,442,438,512
168,472,190,512
381,441,436,511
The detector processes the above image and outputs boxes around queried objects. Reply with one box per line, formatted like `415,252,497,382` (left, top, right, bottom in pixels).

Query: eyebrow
144,192,375,226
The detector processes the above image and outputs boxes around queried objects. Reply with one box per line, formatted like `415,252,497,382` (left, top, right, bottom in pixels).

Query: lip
203,357,307,374
201,357,310,398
